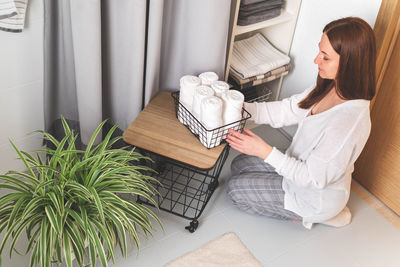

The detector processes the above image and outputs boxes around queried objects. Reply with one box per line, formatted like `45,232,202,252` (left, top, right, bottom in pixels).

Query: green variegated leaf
88,222,107,267
104,209,127,257
29,241,39,267
92,220,114,263
9,214,42,257
89,187,105,224
0,118,162,267
9,140,36,178
0,174,35,191
45,206,61,236
40,218,48,267
63,231,72,267
65,222,84,266
3,170,40,185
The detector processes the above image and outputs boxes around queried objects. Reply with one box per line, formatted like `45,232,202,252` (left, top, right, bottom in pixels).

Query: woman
226,17,376,229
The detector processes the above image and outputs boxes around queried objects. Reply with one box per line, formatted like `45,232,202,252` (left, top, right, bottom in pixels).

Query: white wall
0,0,44,173
280,0,382,136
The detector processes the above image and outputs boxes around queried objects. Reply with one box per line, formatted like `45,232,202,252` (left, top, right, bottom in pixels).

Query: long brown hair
298,17,376,109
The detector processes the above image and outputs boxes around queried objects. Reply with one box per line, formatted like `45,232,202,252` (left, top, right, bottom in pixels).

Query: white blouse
244,86,371,228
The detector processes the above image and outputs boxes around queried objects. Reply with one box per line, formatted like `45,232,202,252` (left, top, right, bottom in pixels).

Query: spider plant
0,117,161,267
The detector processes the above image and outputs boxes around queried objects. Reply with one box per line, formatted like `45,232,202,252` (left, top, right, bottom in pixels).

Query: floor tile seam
137,230,182,252
112,232,182,266
201,206,226,220
218,211,263,261
199,208,235,226
219,210,240,230
205,189,226,214
261,228,332,264
211,199,231,214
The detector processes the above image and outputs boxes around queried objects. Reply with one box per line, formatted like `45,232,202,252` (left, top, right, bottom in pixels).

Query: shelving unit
225,0,302,102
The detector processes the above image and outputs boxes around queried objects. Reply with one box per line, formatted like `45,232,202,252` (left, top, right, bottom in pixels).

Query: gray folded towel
240,0,270,5
240,0,283,11
239,4,282,17
238,7,281,26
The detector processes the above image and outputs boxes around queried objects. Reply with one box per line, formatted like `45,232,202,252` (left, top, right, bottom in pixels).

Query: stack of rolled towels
178,72,245,148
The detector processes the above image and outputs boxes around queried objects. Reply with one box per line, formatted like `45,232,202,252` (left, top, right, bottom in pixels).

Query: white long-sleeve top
244,86,371,228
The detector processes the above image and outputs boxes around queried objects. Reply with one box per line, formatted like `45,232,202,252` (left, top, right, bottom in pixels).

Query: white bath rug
165,232,262,267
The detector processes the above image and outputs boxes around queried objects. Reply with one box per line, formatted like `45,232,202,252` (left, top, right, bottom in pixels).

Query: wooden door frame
372,0,400,108
353,0,400,214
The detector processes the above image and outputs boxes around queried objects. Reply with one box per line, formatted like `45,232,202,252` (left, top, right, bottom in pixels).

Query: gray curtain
44,0,231,146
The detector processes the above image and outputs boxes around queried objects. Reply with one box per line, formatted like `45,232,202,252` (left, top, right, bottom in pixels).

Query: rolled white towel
179,75,201,110
192,85,215,119
200,96,223,148
211,81,230,97
222,90,244,125
191,85,215,134
222,90,245,138
179,75,201,125
199,72,219,86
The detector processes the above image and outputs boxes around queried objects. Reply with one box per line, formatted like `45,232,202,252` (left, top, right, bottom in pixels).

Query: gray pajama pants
227,153,302,220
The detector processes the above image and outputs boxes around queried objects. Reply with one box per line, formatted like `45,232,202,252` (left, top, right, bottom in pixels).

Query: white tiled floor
2,125,400,266
112,125,400,267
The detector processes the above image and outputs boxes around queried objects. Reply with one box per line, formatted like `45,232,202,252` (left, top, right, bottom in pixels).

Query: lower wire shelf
137,145,230,233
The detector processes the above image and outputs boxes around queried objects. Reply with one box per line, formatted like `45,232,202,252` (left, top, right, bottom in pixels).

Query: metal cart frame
137,145,229,232
123,92,248,232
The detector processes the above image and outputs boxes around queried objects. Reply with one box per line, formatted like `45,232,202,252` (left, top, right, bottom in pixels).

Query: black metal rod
142,0,150,110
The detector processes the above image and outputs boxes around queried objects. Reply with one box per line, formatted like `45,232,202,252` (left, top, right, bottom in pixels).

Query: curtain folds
44,0,231,146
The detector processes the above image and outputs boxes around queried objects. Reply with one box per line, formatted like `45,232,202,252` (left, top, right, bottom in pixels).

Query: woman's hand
226,128,273,160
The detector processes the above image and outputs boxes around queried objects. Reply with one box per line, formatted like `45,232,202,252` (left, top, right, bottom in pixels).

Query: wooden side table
123,92,230,232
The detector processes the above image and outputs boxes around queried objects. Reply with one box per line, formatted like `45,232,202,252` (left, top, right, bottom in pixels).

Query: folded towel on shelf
238,7,281,26
231,70,289,90
0,0,17,19
0,0,29,32
200,96,223,148
231,33,290,79
239,0,283,15
239,6,282,18
199,71,219,86
211,80,230,97
230,63,291,85
240,0,271,5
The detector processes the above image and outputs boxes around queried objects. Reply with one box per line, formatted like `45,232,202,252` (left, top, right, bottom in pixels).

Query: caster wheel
185,220,199,233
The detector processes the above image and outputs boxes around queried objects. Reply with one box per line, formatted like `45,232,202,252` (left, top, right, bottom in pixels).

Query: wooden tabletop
123,92,226,169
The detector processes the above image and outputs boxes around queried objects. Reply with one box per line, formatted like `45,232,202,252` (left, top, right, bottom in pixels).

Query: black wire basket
171,91,251,149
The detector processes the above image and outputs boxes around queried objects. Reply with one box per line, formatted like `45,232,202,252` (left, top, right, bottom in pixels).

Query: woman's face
314,33,340,79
